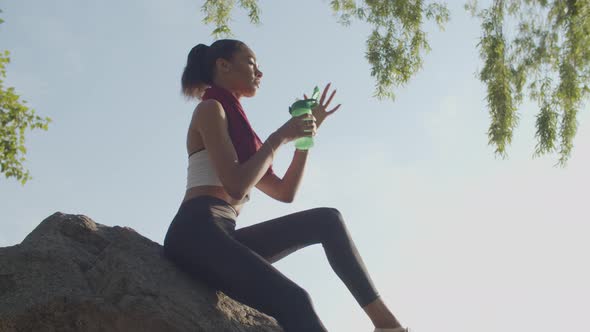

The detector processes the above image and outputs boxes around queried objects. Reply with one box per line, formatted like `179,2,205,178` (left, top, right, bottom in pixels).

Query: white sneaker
373,327,410,332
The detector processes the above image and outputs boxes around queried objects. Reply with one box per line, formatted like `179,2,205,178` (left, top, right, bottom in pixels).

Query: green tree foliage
0,10,52,185
467,0,590,166
201,0,450,102
200,0,590,166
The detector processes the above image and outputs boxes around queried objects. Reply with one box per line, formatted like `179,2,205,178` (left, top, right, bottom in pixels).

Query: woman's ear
215,58,231,73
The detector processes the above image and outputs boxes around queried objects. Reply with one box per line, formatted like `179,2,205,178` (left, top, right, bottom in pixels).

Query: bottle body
288,86,320,151
290,107,314,150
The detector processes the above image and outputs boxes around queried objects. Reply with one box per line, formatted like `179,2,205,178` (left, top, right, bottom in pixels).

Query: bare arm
257,82,340,202
281,149,309,202
256,149,309,203
196,100,283,200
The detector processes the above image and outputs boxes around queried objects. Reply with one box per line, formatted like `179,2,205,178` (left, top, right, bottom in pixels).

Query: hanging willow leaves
467,0,590,166
201,0,449,102
199,0,589,166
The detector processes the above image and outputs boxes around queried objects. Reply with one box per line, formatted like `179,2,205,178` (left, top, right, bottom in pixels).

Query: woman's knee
292,284,313,302
313,207,347,232
274,286,326,331
278,285,316,315
313,207,348,239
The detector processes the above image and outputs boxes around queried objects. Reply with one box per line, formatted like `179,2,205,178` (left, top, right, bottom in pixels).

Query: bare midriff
182,185,247,217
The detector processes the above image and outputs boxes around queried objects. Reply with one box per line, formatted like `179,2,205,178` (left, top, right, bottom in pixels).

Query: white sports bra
186,149,250,203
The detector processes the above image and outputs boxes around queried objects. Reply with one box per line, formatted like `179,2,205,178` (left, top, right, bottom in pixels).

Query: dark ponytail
181,39,247,100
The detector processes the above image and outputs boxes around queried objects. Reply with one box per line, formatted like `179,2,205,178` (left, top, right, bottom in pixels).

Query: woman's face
216,46,263,98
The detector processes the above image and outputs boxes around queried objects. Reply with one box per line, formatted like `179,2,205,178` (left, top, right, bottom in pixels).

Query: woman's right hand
275,113,317,144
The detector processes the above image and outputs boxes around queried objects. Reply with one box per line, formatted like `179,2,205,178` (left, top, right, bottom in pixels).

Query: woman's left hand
304,82,342,129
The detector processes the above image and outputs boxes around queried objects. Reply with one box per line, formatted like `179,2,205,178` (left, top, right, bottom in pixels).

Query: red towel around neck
202,84,275,177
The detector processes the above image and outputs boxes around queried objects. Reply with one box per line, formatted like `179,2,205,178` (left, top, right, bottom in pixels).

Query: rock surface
0,212,283,332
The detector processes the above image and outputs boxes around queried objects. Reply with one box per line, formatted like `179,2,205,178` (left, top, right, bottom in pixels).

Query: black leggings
163,195,380,332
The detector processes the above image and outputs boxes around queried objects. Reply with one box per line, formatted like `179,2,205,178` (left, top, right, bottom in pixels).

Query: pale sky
1,1,589,331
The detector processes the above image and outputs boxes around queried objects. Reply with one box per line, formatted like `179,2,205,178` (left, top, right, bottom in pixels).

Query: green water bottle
288,86,321,150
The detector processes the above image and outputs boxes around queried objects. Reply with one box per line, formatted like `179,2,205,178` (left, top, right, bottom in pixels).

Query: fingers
300,113,316,134
328,103,342,115
319,82,331,105
300,113,315,120
325,89,336,108
304,122,317,135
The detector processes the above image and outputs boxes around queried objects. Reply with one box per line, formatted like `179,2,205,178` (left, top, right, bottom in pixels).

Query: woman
163,39,409,332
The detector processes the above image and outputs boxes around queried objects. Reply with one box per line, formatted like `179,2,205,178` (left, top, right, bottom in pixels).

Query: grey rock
0,212,283,332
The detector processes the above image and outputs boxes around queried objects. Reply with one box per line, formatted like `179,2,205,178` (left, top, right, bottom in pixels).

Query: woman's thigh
164,211,310,314
233,207,342,264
